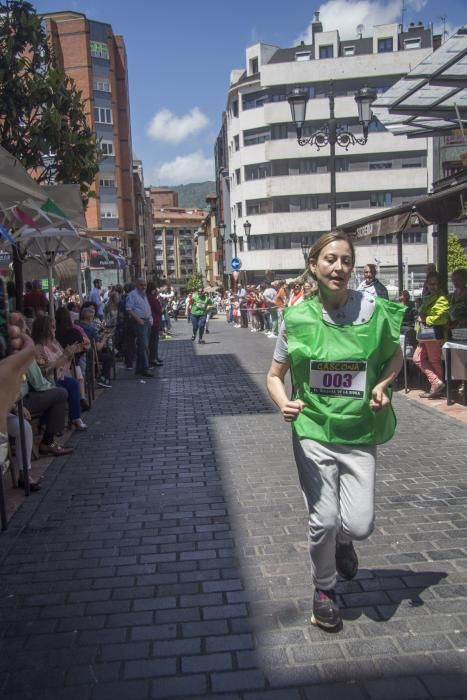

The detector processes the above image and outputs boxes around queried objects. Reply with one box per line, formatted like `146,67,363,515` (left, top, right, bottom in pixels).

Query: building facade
148,188,205,287
218,17,438,285
44,11,141,281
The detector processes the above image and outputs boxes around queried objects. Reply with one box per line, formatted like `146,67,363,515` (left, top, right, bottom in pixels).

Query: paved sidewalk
1,319,467,700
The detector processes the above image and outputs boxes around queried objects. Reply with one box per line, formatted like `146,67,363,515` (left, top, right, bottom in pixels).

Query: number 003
322,373,353,388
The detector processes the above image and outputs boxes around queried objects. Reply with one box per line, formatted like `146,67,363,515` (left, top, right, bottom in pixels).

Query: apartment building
148,188,205,287
44,11,138,280
217,16,439,283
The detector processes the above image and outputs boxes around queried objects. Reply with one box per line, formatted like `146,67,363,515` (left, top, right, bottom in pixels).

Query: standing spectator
413,271,449,399
23,280,49,317
190,287,209,344
449,269,467,329
147,282,163,367
117,283,135,369
288,283,304,307
125,279,153,378
358,264,389,299
89,279,104,320
399,290,416,328
263,281,278,337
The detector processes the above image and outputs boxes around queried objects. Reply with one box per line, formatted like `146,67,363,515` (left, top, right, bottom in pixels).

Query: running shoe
311,588,341,630
336,541,359,580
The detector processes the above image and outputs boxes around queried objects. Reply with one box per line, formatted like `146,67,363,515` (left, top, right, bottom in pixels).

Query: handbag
416,324,444,342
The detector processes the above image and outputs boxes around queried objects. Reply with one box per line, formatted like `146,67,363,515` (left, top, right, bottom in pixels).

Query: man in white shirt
126,279,153,378
358,264,389,299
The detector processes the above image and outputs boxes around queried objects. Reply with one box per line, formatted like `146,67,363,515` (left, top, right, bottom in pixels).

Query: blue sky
34,0,465,185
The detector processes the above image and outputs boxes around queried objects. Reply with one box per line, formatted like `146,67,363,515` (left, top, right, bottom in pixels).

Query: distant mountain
173,181,216,209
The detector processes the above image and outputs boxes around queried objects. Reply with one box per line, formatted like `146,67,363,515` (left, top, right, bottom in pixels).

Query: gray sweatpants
292,433,376,590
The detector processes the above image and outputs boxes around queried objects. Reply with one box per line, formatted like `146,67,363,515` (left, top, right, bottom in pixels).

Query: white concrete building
217,16,440,286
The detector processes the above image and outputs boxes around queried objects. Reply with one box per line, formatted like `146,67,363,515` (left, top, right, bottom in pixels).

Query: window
236,202,242,217
250,57,259,74
245,163,271,180
295,51,311,61
235,169,241,185
403,231,424,243
289,195,318,212
343,45,355,56
443,163,463,178
246,199,272,216
271,124,289,140
232,100,239,117
336,159,349,172
319,45,334,59
243,128,270,146
101,203,118,218
93,78,111,92
94,107,113,124
401,159,422,168
404,37,421,49
369,161,392,170
99,175,116,188
90,41,109,59
370,192,392,207
234,135,239,151
377,37,393,53
100,140,114,156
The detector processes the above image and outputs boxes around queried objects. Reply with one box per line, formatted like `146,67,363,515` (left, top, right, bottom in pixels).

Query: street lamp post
243,219,252,249
230,221,243,258
288,84,376,229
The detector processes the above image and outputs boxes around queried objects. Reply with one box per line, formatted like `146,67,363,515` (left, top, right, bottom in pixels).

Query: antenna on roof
356,23,364,39
401,0,406,31
439,16,448,43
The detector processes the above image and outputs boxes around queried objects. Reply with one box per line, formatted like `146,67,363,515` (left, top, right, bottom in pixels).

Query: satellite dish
357,23,364,38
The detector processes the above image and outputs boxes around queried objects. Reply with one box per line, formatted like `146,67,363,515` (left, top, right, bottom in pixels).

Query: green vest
191,293,209,317
284,295,405,446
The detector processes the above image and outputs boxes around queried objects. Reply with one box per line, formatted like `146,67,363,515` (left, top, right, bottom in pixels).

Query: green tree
0,0,99,205
186,272,203,291
448,233,467,272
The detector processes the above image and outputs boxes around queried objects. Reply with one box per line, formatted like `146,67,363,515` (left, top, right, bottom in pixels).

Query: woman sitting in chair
31,316,87,431
78,306,114,388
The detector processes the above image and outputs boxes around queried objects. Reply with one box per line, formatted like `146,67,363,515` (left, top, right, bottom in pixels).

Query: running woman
190,287,210,344
267,231,404,631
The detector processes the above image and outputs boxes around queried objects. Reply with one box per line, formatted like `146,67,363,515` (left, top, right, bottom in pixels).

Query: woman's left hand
370,383,390,413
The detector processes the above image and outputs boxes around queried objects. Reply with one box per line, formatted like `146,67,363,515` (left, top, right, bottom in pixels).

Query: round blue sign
231,258,242,270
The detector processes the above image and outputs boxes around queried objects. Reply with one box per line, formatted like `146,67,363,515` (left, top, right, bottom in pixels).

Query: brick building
44,11,140,281
147,188,206,287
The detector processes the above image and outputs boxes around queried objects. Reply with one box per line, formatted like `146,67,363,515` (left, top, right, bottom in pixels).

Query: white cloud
147,107,209,144
151,151,214,185
294,0,428,43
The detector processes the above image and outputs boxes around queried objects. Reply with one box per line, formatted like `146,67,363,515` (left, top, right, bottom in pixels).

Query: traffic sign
231,257,242,270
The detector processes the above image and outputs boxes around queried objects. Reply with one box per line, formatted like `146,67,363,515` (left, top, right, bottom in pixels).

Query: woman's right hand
280,399,305,422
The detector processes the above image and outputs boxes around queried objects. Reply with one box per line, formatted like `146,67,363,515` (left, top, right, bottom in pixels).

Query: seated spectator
23,280,49,317
31,316,87,430
67,301,80,323
12,314,74,457
55,306,90,410
78,306,114,388
104,290,120,332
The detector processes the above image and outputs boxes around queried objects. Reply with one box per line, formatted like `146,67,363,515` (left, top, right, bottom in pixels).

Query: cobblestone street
1,319,467,700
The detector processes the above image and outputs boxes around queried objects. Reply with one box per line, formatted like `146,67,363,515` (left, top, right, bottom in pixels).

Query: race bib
309,360,367,399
